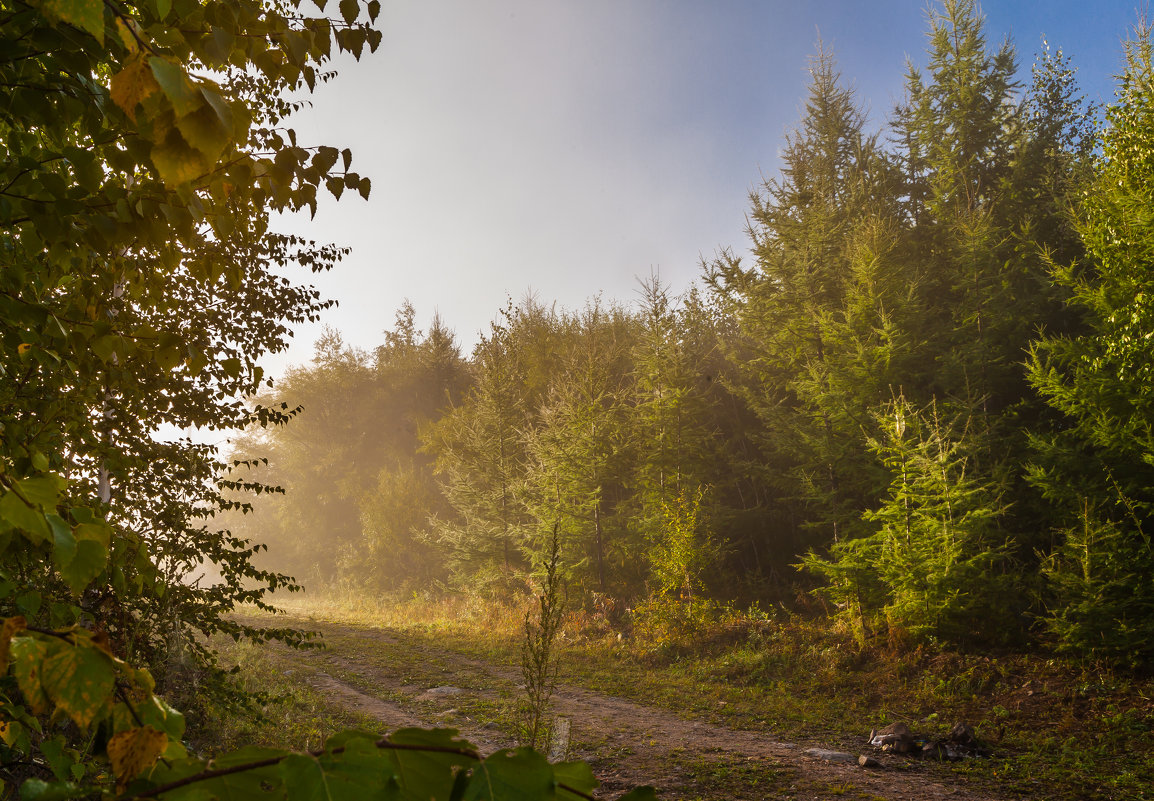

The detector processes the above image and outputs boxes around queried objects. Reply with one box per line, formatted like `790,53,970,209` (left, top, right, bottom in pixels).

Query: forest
5,0,1154,799
231,5,1148,664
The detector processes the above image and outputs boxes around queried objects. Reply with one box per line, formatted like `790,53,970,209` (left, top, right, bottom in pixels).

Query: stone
948,722,976,744
803,748,857,764
870,722,917,753
858,755,882,768
426,685,463,696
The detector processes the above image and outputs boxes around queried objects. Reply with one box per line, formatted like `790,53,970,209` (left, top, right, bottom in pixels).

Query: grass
185,638,384,756
250,590,1154,801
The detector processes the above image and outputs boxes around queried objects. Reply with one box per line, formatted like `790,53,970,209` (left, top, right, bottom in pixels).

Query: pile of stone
868,721,990,761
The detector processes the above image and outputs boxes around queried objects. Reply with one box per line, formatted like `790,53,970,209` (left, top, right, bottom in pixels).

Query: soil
241,616,1007,801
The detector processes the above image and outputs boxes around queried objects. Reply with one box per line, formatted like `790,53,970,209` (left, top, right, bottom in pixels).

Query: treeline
233,1,1154,666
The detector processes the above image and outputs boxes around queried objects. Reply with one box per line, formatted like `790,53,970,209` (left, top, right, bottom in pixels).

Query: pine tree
891,0,1021,413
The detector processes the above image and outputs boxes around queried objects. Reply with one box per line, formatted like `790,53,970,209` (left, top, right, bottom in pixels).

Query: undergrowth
251,590,1154,801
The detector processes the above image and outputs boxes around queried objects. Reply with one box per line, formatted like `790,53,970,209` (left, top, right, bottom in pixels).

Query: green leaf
17,778,87,801
316,738,397,801
280,754,329,801
41,639,116,728
59,539,107,596
30,0,104,43
553,762,598,799
358,177,371,200
199,746,285,799
385,729,474,801
0,492,51,544
615,787,659,801
149,59,203,118
15,592,42,616
464,749,553,801
367,0,380,22
176,101,231,163
339,0,358,24
90,334,119,363
151,130,212,187
50,518,106,595
14,475,68,509
135,695,187,742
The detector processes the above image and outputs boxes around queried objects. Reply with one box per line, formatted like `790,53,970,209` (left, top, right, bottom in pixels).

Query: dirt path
246,616,1005,801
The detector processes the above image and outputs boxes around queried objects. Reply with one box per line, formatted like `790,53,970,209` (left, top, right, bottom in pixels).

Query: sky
267,0,1143,377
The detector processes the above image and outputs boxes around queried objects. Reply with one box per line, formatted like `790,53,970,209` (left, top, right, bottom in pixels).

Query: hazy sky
269,0,1141,376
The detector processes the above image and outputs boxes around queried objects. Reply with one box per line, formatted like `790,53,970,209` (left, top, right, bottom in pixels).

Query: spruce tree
1027,26,1154,665
707,45,898,554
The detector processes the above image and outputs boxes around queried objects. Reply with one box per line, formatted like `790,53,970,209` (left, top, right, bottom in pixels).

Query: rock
868,718,989,761
870,722,917,754
803,748,856,764
921,741,950,760
948,722,976,744
858,755,882,769
426,685,463,696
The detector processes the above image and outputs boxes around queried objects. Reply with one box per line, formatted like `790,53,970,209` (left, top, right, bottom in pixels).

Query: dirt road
245,616,1005,801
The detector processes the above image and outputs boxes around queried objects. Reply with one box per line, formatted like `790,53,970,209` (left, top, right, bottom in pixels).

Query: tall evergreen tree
707,45,897,556
891,0,1021,414
1027,26,1154,665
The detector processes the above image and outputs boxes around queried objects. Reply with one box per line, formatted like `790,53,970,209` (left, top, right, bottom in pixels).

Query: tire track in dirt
244,616,1006,801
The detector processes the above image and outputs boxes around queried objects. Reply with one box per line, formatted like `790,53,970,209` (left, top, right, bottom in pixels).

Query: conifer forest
6,0,1154,799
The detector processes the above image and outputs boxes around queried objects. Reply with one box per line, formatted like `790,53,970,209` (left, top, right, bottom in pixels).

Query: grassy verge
185,637,384,756
257,591,1154,801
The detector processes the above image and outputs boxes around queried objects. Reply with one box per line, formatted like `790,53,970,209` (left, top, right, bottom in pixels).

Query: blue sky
269,0,1142,374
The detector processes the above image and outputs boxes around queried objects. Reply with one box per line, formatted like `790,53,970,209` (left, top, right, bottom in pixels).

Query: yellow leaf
0,616,26,674
107,726,169,789
10,636,52,714
31,0,104,43
40,638,115,728
17,344,31,355
114,17,142,50
111,53,160,122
